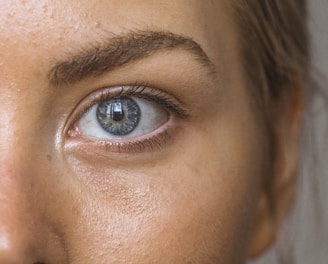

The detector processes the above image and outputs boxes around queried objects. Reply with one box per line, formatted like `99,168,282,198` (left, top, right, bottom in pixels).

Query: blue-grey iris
96,97,140,136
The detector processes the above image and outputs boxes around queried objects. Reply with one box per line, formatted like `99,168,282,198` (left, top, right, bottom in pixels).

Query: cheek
56,114,266,263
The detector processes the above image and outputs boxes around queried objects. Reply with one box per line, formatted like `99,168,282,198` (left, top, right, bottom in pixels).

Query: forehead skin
0,1,267,263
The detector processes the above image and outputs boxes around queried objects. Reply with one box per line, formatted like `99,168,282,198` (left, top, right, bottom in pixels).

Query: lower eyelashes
65,125,177,155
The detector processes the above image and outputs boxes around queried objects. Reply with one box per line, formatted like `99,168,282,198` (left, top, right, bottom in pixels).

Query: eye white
77,97,168,139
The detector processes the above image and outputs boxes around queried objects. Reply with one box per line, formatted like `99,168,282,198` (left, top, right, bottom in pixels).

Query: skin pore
0,0,301,263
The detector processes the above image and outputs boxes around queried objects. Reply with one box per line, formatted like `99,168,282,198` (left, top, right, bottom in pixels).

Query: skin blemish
46,154,52,162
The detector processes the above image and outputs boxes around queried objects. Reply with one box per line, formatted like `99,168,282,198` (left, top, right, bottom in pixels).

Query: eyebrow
48,31,216,86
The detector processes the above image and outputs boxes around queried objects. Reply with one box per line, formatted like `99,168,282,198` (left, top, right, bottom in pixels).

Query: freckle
42,4,48,13
46,154,52,162
6,12,14,19
72,205,80,216
56,33,63,41
95,21,101,28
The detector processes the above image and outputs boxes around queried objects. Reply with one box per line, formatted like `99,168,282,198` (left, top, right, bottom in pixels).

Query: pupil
111,102,124,121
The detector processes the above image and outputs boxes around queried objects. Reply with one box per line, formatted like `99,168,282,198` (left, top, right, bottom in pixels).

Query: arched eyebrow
48,31,216,86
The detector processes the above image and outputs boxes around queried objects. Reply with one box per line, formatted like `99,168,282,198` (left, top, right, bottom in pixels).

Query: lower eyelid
65,121,178,154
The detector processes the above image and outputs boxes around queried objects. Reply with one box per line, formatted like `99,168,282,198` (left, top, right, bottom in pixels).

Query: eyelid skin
65,84,190,154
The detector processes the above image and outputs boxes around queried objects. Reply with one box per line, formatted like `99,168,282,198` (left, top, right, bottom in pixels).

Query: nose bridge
0,105,32,187
0,88,38,161
0,91,26,145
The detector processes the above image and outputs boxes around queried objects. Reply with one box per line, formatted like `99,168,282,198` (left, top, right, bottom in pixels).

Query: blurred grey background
251,1,328,263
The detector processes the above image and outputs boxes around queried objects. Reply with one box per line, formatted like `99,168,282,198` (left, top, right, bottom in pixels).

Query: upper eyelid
113,85,190,119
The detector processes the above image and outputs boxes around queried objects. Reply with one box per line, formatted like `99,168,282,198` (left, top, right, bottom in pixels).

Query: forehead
0,1,231,60
0,1,223,31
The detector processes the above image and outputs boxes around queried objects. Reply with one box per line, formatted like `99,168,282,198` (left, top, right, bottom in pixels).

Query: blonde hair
230,0,308,100
230,1,312,263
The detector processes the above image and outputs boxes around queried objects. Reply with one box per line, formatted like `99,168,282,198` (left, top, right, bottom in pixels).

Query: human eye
66,85,189,153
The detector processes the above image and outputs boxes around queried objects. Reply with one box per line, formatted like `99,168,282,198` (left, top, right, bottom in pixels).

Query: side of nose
0,161,46,263
0,87,70,263
0,151,68,264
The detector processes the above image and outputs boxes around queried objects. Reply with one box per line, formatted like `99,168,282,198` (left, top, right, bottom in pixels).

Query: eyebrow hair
48,31,216,86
